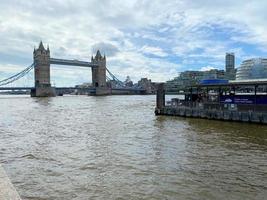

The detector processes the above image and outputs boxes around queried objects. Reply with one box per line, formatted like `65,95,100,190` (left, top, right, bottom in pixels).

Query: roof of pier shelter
190,79,267,88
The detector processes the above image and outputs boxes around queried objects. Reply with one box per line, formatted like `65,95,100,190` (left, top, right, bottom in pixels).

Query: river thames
0,95,267,200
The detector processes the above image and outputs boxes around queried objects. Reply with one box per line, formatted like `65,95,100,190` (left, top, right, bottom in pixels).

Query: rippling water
0,95,267,200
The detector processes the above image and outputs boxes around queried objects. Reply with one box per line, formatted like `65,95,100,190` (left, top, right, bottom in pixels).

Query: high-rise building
225,53,236,80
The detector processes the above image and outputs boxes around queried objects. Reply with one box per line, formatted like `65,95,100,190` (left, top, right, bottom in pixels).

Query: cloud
0,0,267,86
91,42,119,57
140,45,168,57
200,66,216,71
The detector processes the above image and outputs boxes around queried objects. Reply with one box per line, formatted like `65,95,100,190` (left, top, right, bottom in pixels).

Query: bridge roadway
50,58,98,67
0,87,94,91
0,87,145,92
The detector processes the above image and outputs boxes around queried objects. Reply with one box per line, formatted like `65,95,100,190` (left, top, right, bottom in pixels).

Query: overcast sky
1,0,267,86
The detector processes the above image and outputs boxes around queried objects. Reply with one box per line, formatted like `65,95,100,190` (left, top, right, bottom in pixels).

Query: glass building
236,58,267,80
225,53,235,80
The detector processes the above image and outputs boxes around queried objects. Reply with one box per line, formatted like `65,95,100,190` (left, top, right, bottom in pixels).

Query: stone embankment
0,164,21,200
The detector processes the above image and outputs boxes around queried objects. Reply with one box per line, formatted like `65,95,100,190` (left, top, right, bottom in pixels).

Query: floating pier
156,106,267,124
155,80,267,124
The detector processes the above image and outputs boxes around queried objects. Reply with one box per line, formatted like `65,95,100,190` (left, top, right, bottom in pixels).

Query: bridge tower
31,41,56,97
91,50,110,95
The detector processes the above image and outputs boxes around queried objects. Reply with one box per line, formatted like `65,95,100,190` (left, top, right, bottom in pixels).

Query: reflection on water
0,95,267,200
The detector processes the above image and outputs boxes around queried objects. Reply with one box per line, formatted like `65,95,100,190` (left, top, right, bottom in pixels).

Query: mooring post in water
155,83,165,115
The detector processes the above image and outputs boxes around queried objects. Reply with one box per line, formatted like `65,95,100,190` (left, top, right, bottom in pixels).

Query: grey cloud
54,46,67,56
91,42,119,57
1,0,267,84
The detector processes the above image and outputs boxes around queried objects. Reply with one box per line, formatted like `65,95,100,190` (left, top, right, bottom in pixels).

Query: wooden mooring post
155,83,165,115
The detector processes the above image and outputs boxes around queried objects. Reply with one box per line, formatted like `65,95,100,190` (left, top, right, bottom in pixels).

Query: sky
1,0,267,86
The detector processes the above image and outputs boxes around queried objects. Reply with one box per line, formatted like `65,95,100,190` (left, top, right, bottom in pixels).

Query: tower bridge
0,42,146,96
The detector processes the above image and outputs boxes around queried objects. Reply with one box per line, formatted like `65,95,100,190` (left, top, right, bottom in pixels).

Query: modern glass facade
225,53,235,80
236,58,267,80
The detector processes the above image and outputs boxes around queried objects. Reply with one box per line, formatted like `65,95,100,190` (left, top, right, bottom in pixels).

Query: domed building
236,58,267,80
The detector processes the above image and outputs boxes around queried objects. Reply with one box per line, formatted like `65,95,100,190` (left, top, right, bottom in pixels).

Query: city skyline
1,0,267,86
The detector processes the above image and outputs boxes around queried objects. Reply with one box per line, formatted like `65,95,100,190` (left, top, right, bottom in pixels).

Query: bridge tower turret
91,50,110,95
31,41,56,97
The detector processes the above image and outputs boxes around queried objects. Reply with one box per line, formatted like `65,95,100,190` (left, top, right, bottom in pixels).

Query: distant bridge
0,42,147,96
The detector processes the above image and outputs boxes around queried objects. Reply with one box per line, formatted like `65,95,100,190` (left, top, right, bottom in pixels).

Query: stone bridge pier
31,42,56,97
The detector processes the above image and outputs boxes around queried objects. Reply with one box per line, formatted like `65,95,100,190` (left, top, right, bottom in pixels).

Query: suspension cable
106,68,124,87
0,63,34,86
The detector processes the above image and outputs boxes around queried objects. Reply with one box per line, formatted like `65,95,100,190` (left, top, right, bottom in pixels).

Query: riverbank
0,164,21,200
